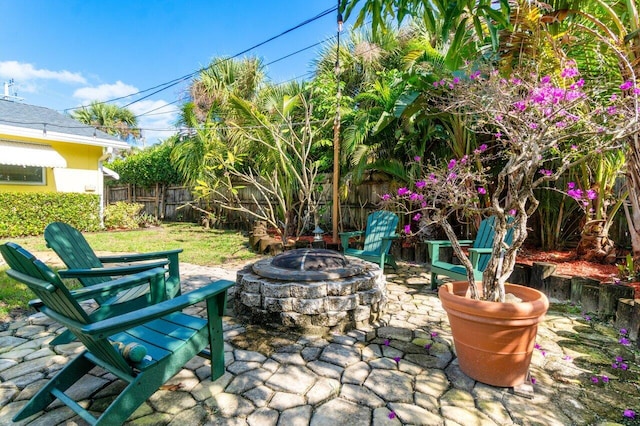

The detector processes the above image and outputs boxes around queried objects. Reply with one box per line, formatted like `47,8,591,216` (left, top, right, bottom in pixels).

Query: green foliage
0,193,100,237
103,202,144,230
617,253,640,282
108,141,182,187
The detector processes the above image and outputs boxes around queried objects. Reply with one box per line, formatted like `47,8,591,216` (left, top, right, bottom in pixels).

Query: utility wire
66,6,337,112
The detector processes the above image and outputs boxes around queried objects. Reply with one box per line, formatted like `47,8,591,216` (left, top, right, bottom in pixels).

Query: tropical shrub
103,202,144,230
0,193,100,237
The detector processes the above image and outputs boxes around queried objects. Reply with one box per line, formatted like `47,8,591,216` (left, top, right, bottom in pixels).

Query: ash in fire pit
236,248,386,334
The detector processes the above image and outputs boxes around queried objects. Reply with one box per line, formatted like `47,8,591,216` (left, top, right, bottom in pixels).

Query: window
0,164,45,185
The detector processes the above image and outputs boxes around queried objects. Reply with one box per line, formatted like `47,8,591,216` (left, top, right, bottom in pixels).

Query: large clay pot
439,281,549,387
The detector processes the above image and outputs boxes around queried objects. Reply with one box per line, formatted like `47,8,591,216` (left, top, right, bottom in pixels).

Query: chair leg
13,352,94,421
430,272,438,290
207,293,227,380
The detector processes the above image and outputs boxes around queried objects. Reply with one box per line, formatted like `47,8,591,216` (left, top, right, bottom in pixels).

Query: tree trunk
576,219,617,264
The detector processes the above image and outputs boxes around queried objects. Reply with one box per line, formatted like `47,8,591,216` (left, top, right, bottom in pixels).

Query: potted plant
383,61,640,387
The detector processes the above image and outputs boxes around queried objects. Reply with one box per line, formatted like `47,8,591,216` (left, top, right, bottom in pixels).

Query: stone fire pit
235,248,386,334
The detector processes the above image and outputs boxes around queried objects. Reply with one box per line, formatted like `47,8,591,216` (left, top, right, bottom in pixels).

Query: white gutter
0,123,130,149
97,147,116,228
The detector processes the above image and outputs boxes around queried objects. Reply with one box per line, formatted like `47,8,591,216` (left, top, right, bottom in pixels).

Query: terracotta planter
438,281,549,387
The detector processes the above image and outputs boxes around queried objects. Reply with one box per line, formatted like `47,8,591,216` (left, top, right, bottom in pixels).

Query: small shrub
0,193,100,237
104,202,144,230
138,212,161,228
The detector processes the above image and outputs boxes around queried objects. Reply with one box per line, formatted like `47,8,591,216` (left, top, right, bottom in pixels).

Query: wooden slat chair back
340,210,399,270
426,216,514,289
44,221,183,299
1,242,233,425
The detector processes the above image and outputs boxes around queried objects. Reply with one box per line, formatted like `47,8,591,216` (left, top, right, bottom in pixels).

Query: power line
66,6,337,113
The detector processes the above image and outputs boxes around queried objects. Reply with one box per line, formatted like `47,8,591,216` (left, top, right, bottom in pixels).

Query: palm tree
71,101,139,141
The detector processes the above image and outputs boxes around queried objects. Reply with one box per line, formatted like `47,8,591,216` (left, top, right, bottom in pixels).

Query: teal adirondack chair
0,242,232,426
44,222,184,344
340,210,399,270
426,216,514,289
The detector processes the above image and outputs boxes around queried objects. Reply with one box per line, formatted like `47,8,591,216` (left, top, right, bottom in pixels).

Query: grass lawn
0,222,257,320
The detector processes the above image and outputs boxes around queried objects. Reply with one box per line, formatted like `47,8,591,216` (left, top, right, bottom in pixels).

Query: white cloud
132,100,181,146
73,81,138,103
0,61,86,84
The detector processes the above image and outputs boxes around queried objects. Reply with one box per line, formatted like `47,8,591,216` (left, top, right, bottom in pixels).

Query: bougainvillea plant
382,60,640,302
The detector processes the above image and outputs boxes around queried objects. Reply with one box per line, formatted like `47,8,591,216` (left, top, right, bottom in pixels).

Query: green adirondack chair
426,216,514,289
0,242,232,426
340,210,399,270
44,222,184,345
45,222,183,300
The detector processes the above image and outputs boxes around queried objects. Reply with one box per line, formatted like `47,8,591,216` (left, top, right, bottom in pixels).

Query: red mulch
516,247,640,298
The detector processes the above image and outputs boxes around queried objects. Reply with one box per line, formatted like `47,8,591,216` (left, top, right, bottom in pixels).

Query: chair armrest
67,267,167,302
424,239,474,248
340,231,365,239
58,259,169,279
381,234,399,241
83,279,235,338
27,267,167,309
97,248,183,264
468,248,493,254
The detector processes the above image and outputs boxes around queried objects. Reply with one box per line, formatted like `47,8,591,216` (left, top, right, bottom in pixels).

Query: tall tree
71,101,139,141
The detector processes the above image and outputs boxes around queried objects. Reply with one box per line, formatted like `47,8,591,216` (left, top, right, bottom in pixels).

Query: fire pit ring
235,248,387,334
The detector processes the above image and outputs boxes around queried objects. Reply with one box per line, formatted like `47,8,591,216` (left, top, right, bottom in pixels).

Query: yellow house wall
0,134,103,194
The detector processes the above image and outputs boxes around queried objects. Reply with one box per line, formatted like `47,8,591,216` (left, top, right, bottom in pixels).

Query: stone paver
0,261,638,425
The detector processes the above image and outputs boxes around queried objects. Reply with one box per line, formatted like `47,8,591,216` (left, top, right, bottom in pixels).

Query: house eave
0,124,130,149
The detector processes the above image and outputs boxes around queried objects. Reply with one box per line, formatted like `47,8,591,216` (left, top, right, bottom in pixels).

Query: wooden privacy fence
104,174,396,232
105,175,632,248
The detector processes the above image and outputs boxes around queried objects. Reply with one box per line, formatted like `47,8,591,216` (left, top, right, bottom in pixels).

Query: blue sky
0,1,347,145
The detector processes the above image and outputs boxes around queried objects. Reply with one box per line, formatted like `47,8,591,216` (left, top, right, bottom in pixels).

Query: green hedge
0,192,101,237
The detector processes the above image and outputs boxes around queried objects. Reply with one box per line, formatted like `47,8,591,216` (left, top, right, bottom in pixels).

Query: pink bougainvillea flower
591,376,599,383
623,409,636,419
608,106,617,115
561,67,579,78
448,159,457,169
540,350,547,357
478,187,487,195
529,123,538,129
388,411,397,419
433,81,439,88
393,356,401,363
514,101,527,111
413,213,422,222
531,377,537,384
568,182,576,189
586,189,597,200
541,75,551,84
615,356,624,363
620,328,628,335
415,180,426,189
403,225,411,234
424,343,432,351
619,337,630,346
571,144,578,150
534,343,541,350
620,80,633,91
601,375,609,383
397,187,410,196
583,314,592,321
381,194,391,201
495,131,503,138
384,339,390,346
620,363,629,370
453,77,460,84
509,209,517,215
562,355,573,361
414,156,421,162
612,363,618,369
447,172,457,180
431,332,438,338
